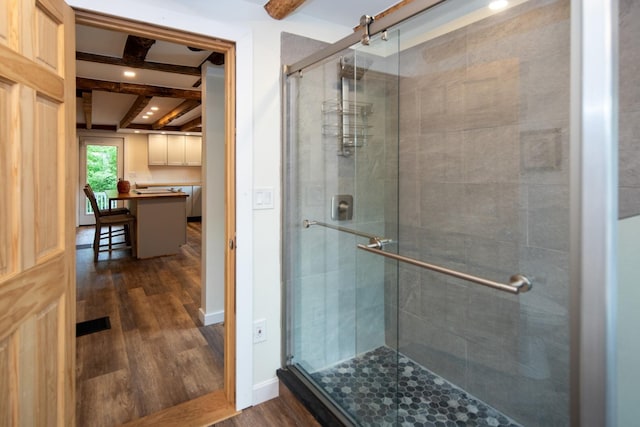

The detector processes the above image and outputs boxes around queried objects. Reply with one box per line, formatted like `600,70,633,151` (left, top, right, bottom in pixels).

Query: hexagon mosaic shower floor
310,346,521,427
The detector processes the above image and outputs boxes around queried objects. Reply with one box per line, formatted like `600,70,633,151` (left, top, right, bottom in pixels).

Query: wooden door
0,0,76,425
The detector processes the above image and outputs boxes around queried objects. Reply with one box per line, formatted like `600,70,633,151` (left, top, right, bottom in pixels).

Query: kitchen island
134,182,202,219
106,189,188,259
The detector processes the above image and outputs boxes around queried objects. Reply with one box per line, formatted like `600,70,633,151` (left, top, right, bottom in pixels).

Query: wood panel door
0,0,76,425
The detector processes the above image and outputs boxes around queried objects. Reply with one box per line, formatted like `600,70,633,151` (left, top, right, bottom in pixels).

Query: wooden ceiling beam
76,52,203,76
179,117,202,132
264,0,306,20
76,78,201,100
82,91,92,130
152,100,200,130
126,124,182,132
75,123,185,132
77,123,116,131
119,95,152,129
122,35,156,63
204,52,225,66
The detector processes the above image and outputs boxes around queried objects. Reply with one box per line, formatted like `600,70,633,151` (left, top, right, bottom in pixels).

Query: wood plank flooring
212,383,321,427
76,222,225,427
76,222,320,427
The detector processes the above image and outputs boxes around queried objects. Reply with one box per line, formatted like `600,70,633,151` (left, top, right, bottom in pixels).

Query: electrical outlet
253,319,267,343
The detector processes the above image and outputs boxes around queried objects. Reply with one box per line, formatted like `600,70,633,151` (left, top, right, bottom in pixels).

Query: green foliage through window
86,145,118,192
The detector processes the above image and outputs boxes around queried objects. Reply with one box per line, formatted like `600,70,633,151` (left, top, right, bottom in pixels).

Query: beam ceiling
152,100,200,130
76,78,201,100
76,52,203,76
119,95,152,130
264,0,306,19
76,33,218,132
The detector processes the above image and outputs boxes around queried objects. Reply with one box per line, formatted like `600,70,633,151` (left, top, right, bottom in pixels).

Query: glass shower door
284,29,401,425
386,1,570,426
284,1,571,426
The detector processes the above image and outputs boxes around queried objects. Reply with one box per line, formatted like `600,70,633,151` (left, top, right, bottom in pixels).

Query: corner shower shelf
322,99,373,152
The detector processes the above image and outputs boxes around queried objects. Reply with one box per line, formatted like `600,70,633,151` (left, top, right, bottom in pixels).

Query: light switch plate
253,187,274,209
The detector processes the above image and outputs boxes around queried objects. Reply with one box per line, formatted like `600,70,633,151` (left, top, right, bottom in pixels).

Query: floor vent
76,317,111,337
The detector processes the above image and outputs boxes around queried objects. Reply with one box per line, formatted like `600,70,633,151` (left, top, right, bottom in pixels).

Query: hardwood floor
76,222,320,427
76,222,225,427
212,383,321,427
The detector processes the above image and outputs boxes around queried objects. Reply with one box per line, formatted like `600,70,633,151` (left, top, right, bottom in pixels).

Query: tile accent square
521,128,562,171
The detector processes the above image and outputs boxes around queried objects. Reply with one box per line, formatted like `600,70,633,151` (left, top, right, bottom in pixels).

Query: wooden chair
84,184,129,216
83,185,136,262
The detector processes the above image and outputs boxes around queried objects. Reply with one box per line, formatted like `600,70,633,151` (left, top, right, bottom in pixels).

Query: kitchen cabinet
147,134,201,166
148,134,168,165
190,186,202,217
181,186,193,216
185,136,202,166
182,185,202,218
167,135,186,166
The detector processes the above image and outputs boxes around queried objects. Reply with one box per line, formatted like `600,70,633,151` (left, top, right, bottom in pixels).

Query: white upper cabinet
185,136,202,166
147,134,202,166
167,135,186,166
148,134,168,165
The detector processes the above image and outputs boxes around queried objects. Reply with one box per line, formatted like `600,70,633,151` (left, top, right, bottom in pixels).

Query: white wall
617,215,640,425
200,65,225,325
68,0,351,409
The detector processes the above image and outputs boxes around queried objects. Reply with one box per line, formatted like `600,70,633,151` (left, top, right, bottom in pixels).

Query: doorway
78,136,124,225
74,9,237,426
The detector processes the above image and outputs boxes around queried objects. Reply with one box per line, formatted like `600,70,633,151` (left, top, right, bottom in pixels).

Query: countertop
106,189,188,200
135,182,202,188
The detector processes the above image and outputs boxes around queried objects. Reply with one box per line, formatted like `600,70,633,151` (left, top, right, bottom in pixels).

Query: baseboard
198,308,224,326
252,377,279,406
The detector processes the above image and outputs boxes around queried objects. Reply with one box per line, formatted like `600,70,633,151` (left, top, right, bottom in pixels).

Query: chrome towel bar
302,218,531,295
357,244,532,295
303,219,392,244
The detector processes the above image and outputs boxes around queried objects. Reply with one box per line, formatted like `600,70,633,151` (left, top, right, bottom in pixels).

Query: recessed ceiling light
134,130,140,133
150,106,159,111
146,111,154,115
142,115,149,119
489,0,508,10
123,70,136,78
161,132,166,135
186,133,191,136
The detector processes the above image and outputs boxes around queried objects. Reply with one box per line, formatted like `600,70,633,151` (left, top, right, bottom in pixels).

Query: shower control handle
331,195,353,220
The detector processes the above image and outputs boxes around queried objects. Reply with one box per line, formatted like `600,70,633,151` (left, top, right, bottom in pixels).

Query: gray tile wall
620,0,640,218
387,1,571,425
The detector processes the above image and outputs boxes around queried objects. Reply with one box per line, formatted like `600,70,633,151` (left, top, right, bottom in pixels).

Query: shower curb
276,368,349,427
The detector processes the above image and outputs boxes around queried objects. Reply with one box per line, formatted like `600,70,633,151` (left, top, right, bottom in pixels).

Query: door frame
74,10,239,423
78,136,124,225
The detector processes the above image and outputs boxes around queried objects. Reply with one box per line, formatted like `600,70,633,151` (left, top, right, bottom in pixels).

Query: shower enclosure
282,0,575,425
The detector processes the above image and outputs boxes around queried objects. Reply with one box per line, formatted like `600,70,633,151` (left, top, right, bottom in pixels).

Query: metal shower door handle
356,244,532,295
